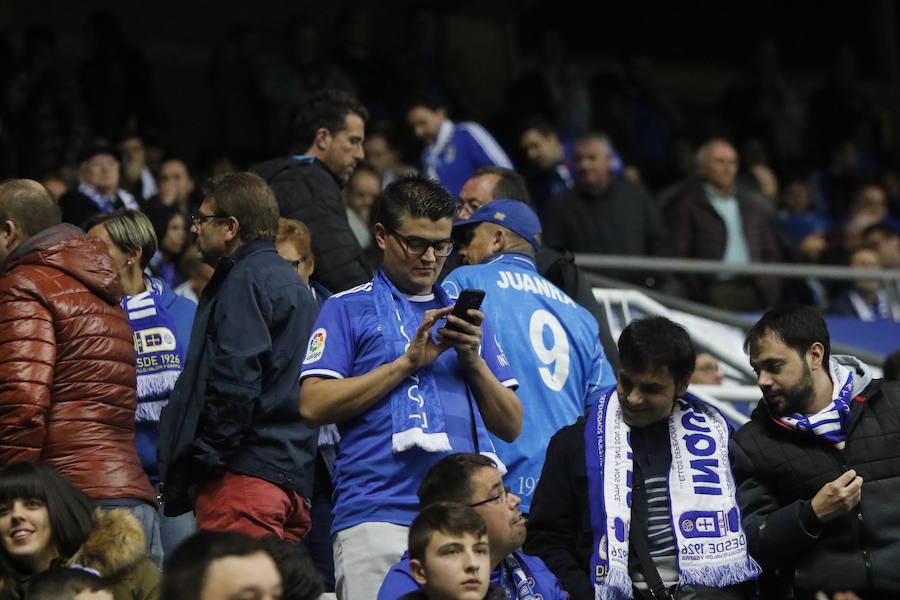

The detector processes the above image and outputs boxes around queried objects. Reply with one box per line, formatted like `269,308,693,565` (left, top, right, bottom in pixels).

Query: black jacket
541,178,668,259
158,241,319,516
525,417,752,600
730,376,900,599
251,156,371,294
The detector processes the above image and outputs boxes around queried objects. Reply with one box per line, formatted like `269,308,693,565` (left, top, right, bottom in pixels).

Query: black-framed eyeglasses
456,198,482,218
469,486,510,508
191,213,231,226
285,257,308,270
387,227,453,257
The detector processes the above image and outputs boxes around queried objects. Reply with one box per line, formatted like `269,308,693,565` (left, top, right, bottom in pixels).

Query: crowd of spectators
1,9,900,600
2,13,898,317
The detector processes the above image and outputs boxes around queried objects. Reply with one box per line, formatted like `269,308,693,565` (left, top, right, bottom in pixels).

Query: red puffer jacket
0,224,155,505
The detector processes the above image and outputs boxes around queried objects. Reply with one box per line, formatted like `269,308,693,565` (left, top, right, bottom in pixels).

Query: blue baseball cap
453,199,542,250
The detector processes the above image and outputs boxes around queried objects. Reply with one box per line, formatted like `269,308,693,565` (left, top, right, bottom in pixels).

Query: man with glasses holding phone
299,175,522,600
159,172,319,547
378,453,568,600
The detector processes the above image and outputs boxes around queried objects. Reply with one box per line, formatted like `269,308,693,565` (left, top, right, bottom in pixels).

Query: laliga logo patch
304,328,327,364
445,145,456,164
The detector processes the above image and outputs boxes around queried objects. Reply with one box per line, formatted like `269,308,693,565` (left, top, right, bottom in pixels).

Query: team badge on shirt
304,328,327,364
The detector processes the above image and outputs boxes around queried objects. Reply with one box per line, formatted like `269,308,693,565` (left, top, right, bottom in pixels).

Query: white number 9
529,309,570,391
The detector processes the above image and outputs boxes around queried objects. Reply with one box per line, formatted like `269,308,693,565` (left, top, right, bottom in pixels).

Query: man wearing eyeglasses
159,172,320,548
299,175,522,600
377,453,568,600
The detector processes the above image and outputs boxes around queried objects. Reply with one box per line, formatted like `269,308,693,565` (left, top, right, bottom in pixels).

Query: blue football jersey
299,282,517,533
444,253,615,512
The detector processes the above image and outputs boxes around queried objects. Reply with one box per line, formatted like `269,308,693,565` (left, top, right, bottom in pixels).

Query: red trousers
195,471,311,542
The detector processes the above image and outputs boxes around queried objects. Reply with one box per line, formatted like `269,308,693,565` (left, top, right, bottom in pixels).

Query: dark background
3,0,900,181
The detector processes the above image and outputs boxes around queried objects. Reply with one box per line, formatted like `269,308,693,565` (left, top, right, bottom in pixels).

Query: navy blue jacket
158,240,318,516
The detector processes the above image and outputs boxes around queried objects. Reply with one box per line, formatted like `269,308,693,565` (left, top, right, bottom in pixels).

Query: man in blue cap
443,200,615,515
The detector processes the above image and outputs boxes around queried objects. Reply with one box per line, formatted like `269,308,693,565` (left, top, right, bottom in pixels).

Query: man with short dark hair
252,88,371,293
159,172,319,544
445,200,615,514
162,530,282,600
379,454,567,600
526,317,759,600
0,178,159,560
405,92,513,198
519,119,575,216
731,305,900,598
299,175,521,600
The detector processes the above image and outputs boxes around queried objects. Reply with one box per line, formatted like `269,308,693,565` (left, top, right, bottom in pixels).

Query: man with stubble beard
731,304,900,599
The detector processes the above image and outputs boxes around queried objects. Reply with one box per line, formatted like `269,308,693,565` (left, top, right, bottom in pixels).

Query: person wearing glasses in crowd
277,217,330,308
378,453,567,600
158,172,319,547
299,175,522,600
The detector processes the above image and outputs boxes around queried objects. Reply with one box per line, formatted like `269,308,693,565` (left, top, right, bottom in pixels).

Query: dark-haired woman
0,462,160,600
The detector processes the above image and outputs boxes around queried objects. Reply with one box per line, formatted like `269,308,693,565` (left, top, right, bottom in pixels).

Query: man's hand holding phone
439,289,486,367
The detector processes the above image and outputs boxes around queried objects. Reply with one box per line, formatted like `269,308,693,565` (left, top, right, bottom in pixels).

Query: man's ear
374,223,387,251
675,376,690,397
807,341,825,371
0,219,22,251
223,216,241,243
314,127,333,152
492,227,506,253
410,558,427,586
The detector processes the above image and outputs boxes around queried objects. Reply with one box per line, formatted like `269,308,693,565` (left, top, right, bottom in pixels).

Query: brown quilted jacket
0,224,155,504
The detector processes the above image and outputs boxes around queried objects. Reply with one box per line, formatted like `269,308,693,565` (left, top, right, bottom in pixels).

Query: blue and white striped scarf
78,182,139,213
779,362,855,449
122,277,185,423
372,266,500,464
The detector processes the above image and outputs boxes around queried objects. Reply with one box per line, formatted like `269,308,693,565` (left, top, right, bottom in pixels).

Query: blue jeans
155,483,196,559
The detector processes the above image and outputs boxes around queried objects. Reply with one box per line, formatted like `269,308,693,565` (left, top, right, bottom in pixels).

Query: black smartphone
448,288,485,330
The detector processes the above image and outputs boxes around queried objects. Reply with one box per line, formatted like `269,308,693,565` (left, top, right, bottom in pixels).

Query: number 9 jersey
443,252,616,513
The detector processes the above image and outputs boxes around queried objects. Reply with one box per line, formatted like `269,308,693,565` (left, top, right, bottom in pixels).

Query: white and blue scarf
372,267,501,465
502,555,540,600
778,361,855,450
122,277,184,423
78,182,139,213
586,390,759,600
